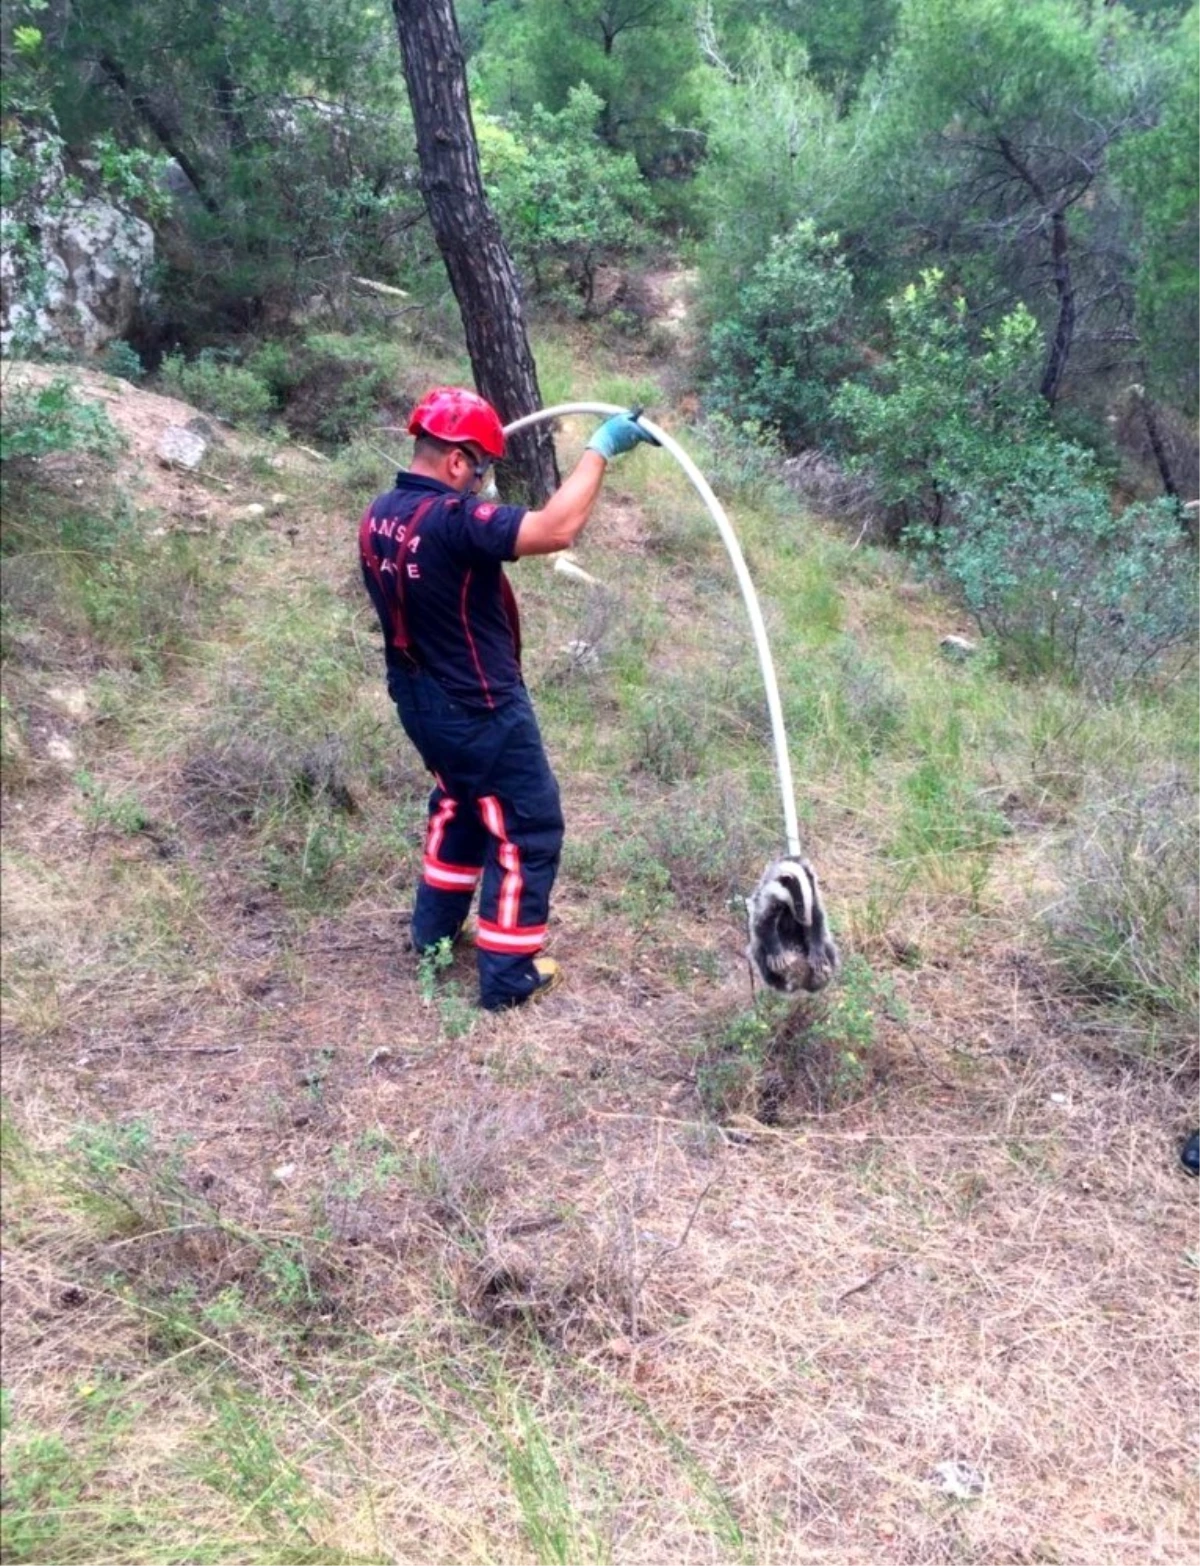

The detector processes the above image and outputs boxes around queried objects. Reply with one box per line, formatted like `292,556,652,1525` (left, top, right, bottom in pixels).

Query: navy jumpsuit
359,473,563,1009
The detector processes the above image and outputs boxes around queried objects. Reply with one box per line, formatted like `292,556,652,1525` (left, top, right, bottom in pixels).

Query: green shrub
158,351,275,425
247,332,411,447
638,777,772,904
0,376,122,472
938,449,1195,692
98,339,145,384
833,271,1049,538
706,220,856,447
481,85,653,312
697,958,900,1121
835,273,1198,690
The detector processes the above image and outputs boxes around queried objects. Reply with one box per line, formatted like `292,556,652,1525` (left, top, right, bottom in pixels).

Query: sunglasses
454,446,493,487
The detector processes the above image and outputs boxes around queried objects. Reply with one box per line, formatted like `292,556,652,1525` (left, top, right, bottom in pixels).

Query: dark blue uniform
360,473,564,1009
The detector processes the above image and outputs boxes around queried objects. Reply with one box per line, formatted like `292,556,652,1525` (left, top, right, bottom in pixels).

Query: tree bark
96,52,220,217
1132,383,1182,515
390,0,559,505
1039,207,1075,407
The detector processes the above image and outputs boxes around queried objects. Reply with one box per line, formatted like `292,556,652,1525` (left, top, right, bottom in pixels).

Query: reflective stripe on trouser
390,668,563,1009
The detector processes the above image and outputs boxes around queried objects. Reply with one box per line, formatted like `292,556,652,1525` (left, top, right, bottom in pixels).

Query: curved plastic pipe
504,402,801,858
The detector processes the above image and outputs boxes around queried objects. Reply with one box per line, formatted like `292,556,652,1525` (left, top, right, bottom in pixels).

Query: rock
46,735,76,766
1,120,154,356
237,503,268,521
269,492,289,510
930,1460,986,1500
939,635,978,660
46,684,89,720
271,1163,296,1185
563,638,601,670
185,415,221,444
158,426,208,471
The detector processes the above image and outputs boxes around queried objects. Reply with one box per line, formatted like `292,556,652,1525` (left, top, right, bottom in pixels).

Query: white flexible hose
504,402,801,859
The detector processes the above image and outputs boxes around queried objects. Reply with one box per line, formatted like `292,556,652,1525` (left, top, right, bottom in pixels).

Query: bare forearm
513,451,608,557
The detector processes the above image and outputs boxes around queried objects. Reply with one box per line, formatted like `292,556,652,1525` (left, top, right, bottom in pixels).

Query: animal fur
746,856,839,994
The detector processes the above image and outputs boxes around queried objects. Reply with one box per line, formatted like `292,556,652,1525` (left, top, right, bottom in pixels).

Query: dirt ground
1,348,1197,1565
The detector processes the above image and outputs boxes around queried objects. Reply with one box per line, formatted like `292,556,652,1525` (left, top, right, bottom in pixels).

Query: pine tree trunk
390,0,560,505
1039,209,1075,407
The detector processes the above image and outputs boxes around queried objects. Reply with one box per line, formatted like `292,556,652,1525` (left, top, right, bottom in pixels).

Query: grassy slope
1,329,1197,1566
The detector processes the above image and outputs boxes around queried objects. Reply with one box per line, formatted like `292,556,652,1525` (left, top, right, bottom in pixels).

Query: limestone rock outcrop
1,123,155,356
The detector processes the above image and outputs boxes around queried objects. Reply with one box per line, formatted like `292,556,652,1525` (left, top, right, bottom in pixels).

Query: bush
941,447,1196,692
706,220,856,447
481,85,653,312
1045,773,1199,1063
98,339,145,384
638,776,771,904
835,273,1198,690
245,333,413,447
158,351,275,426
833,271,1049,538
0,376,122,473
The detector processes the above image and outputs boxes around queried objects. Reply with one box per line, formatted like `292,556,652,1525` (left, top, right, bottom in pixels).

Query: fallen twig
835,1254,908,1305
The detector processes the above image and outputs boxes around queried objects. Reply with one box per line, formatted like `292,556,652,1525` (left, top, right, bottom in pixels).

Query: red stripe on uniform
460,570,495,710
425,793,457,864
423,863,481,891
478,794,526,931
422,791,482,891
476,919,547,955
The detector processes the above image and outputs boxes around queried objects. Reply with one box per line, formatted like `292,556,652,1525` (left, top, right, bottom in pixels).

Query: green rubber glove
586,412,658,461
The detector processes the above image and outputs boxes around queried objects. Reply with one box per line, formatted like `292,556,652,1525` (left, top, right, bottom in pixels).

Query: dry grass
2,356,1197,1566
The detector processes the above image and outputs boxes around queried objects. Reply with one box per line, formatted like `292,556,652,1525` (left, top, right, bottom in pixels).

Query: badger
746,856,839,994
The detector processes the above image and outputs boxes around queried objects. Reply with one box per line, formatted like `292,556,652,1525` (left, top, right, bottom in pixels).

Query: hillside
1,328,1197,1566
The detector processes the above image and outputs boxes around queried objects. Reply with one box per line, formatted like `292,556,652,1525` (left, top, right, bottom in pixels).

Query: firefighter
360,386,655,1010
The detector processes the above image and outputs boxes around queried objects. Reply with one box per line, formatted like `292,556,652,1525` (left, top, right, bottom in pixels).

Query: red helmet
407,386,506,460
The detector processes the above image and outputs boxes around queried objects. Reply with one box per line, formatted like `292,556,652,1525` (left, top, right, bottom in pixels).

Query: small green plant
198,1391,317,1530
0,1429,83,1563
417,936,455,1003
437,983,477,1040
66,1117,202,1239
803,953,900,1101
73,769,151,835
260,806,366,911
695,994,791,1119
257,1240,318,1312
158,350,275,426
201,1284,246,1332
98,339,145,384
0,376,121,471
632,689,706,783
